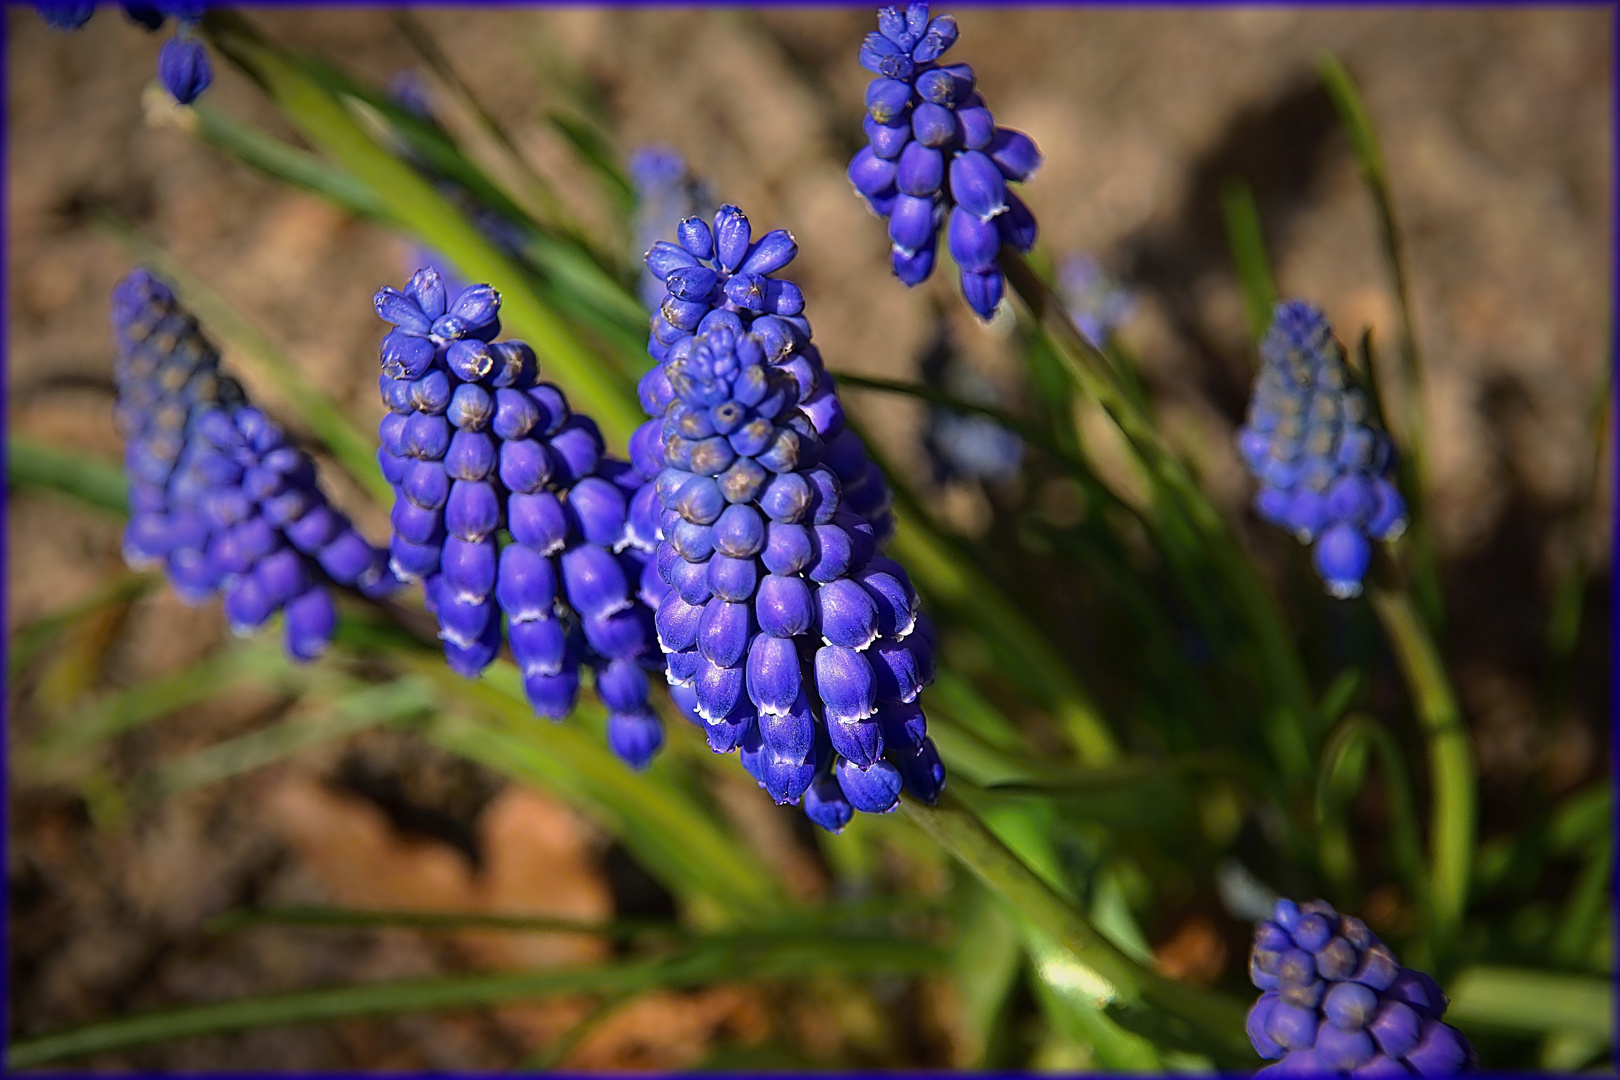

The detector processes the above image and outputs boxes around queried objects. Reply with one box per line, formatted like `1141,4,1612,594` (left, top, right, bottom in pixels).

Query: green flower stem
1550,843,1612,968
1542,359,1611,720
130,678,434,804
391,9,584,245
1445,966,1614,1044
184,90,649,379
836,373,1223,748
9,572,160,680
203,12,643,446
513,991,635,1071
208,905,688,940
410,658,783,924
1000,252,1315,783
886,500,1119,767
900,788,1252,1064
178,97,394,220
1368,585,1475,971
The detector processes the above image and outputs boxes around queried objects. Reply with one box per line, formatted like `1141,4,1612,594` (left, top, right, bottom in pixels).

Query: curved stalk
1368,585,1475,971
901,789,1253,1065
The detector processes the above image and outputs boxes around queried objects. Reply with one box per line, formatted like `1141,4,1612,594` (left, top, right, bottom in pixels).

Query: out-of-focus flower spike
112,268,393,664
1237,301,1406,598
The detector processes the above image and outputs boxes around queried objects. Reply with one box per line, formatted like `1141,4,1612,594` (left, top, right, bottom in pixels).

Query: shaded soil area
7,5,1611,1068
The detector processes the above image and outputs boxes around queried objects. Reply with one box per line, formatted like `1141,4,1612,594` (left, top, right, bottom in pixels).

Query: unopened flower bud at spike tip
635,199,896,555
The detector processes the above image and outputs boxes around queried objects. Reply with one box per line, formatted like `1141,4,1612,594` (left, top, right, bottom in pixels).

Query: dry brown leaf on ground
559,985,773,1072
260,776,609,1049
1154,913,1228,986
257,773,774,1064
260,774,610,960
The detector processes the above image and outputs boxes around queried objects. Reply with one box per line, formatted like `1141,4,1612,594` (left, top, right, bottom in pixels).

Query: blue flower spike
645,313,944,832
112,268,396,662
1238,301,1408,599
849,2,1042,319
1058,254,1135,348
1248,898,1476,1077
375,268,667,770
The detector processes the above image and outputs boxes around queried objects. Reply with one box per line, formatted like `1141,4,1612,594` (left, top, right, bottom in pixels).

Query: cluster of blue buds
1237,301,1407,598
629,146,715,311
113,268,393,660
35,1,212,104
642,313,944,832
847,2,1042,320
638,204,895,546
374,268,666,768
1249,898,1475,1076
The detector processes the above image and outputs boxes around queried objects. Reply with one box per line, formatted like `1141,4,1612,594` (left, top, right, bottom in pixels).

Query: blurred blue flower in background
114,269,395,662
387,71,532,299
628,145,717,311
1238,301,1407,598
1058,253,1135,349
917,323,1024,486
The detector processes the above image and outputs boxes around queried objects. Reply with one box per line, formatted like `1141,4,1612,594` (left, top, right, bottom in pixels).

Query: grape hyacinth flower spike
374,268,666,769
848,1,1043,319
647,317,944,831
1237,301,1408,598
1248,898,1476,1076
636,202,896,546
112,268,395,661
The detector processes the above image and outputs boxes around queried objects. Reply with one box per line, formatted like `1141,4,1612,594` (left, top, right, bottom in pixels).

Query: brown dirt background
7,5,1612,1069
